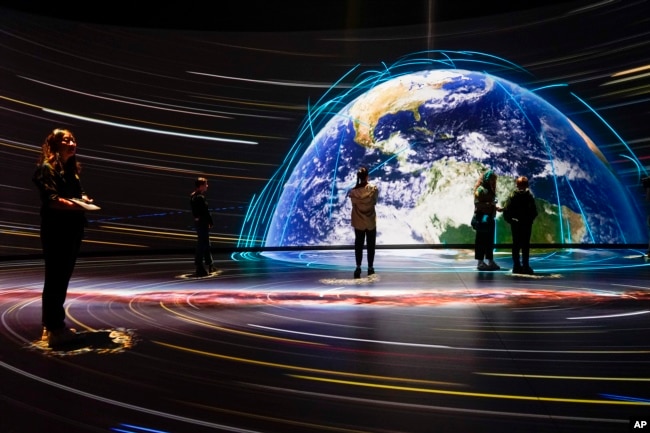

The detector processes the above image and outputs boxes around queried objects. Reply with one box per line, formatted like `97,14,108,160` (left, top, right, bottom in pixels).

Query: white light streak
248,324,650,353
42,109,258,145
0,360,262,433
19,76,233,119
186,71,339,89
567,310,650,320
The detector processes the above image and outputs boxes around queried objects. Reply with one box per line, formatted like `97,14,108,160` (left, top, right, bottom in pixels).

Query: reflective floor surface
1,249,649,433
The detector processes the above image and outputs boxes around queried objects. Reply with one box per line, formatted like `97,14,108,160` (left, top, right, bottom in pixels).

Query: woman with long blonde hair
32,128,94,347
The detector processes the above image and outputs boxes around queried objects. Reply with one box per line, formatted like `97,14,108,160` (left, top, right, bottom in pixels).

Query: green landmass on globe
263,69,644,248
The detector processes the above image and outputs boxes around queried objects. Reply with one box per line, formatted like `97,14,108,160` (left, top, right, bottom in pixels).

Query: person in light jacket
348,167,378,278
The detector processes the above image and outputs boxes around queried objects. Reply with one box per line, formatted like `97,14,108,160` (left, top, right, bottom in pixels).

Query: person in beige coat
348,167,379,278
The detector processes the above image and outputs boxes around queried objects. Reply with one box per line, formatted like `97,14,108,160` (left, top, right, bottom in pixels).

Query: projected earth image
265,69,645,247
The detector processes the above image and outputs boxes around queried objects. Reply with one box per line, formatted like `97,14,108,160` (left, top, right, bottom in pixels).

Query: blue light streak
237,193,257,246
570,92,646,177
112,424,170,433
237,50,645,250
620,153,645,184
530,83,569,92
278,178,305,245
600,394,650,403
563,175,596,243
238,51,547,248
329,135,345,220
490,73,566,243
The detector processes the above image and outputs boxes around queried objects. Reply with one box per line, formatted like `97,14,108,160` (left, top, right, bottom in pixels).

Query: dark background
0,0,580,31
1,0,649,258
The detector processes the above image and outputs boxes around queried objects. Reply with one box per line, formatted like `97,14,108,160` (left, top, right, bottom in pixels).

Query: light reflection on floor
260,248,650,273
1,249,650,433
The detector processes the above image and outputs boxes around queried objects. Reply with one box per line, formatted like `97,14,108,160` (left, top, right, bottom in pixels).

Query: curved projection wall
1,2,649,257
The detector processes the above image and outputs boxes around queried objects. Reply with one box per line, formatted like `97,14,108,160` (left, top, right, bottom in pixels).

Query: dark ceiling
0,0,580,31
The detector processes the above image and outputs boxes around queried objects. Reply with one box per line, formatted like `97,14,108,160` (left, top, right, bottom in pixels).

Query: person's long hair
474,169,495,194
38,128,81,174
355,167,369,187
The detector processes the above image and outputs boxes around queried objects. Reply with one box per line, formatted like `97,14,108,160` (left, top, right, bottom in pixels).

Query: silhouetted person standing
473,169,502,271
503,176,538,274
190,177,213,277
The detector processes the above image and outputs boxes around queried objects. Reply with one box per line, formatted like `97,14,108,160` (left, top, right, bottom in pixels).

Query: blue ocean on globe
264,69,645,247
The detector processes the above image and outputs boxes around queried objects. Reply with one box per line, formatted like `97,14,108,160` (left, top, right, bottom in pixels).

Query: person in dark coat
33,128,94,347
190,177,214,276
502,176,538,274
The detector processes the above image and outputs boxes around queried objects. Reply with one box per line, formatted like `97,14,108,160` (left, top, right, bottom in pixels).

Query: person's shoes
196,267,208,277
353,267,361,279
512,264,524,274
487,261,501,271
46,327,79,348
477,262,489,271
522,265,535,275
368,267,375,276
208,265,215,273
